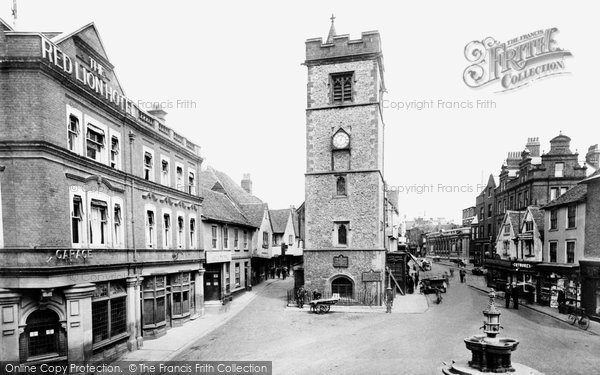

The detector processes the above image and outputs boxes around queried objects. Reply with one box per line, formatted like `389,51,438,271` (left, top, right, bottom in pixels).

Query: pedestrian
282,267,287,280
270,267,275,279
414,270,420,286
459,268,466,283
557,288,566,314
312,289,321,301
511,282,520,310
444,272,450,288
505,282,512,309
407,275,414,294
296,286,306,308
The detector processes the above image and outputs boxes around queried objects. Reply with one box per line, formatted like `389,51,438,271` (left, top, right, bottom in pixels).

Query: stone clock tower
303,17,387,302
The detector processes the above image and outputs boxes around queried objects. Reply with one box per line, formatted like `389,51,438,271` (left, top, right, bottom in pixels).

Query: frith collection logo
463,28,572,92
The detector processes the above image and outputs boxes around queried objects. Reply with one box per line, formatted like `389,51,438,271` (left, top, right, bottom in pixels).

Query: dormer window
331,72,353,103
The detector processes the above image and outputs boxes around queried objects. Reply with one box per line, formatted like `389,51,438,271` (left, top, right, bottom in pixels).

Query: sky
2,0,599,223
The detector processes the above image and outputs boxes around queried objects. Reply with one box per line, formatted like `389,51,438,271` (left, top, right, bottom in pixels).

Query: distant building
425,228,471,261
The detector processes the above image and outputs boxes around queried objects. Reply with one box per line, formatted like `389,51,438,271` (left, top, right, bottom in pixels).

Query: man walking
459,268,466,283
505,282,512,309
511,282,520,310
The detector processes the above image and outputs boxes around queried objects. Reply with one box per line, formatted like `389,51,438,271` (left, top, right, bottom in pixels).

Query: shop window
92,281,127,346
189,218,196,248
143,276,166,327
113,203,123,247
177,215,184,249
566,241,575,263
331,72,353,103
143,150,154,181
68,114,80,153
212,226,218,249
550,210,557,230
89,199,108,245
243,230,248,250
223,227,229,249
161,157,170,186
71,195,84,244
110,136,120,169
549,242,557,262
24,309,65,360
176,165,184,191
567,205,576,228
146,209,156,248
188,172,196,195
234,229,239,250
169,273,190,316
86,125,105,161
336,176,346,196
163,213,171,248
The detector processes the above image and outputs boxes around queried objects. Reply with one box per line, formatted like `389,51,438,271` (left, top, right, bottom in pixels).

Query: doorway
204,271,221,301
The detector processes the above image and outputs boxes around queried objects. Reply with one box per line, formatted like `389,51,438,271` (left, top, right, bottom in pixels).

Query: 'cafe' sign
40,36,136,114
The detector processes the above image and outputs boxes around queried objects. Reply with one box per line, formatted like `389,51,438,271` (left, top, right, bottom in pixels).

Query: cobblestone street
174,265,600,375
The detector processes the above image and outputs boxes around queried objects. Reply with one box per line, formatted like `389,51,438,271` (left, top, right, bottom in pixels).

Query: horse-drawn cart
309,294,340,314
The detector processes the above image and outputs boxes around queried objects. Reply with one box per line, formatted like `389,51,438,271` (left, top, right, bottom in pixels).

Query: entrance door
205,271,221,301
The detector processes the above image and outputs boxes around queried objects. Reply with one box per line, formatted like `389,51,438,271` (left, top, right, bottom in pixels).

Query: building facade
303,20,387,301
580,171,600,316
425,228,471,261
0,21,204,364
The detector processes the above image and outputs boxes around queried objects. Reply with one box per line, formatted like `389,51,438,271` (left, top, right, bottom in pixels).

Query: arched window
24,309,62,359
336,176,346,196
338,224,347,245
331,276,353,298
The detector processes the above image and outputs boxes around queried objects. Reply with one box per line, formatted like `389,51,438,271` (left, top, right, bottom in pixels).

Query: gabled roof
270,209,291,234
239,202,269,228
543,184,587,209
525,206,545,233
0,17,14,32
506,211,524,235
211,168,263,205
200,188,254,227
52,22,111,61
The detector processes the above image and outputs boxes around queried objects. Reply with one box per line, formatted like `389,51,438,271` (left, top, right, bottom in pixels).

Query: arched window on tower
338,223,347,245
336,176,346,196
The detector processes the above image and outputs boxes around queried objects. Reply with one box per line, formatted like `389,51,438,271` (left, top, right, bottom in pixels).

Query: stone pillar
63,283,96,363
0,288,21,362
193,268,205,318
135,277,143,348
126,277,137,351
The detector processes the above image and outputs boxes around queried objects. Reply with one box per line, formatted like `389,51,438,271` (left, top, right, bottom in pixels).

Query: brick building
580,171,600,316
471,174,497,264
302,19,388,301
0,21,204,364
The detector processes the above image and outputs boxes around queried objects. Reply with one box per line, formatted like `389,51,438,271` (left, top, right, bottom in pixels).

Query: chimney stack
241,173,252,195
148,103,167,122
525,137,540,157
586,144,600,169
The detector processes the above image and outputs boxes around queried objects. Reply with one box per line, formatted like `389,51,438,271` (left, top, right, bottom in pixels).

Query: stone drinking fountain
441,289,543,375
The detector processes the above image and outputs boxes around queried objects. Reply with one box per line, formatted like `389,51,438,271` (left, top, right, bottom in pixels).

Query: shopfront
536,264,580,311
484,259,540,302
204,251,232,303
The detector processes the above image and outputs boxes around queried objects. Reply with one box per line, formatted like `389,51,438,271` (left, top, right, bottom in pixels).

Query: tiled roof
507,211,524,234
528,207,545,232
269,209,290,233
212,168,263,204
200,188,254,227
239,203,269,228
543,184,587,209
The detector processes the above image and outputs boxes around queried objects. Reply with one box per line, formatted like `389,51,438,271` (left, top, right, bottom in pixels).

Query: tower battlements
305,31,381,63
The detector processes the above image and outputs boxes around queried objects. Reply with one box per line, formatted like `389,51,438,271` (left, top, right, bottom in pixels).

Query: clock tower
303,17,387,302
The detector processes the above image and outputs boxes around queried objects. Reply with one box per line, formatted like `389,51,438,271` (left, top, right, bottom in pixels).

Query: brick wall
584,178,600,258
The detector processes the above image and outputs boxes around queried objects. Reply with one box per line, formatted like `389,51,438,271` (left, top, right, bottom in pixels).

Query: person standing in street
505,282,512,309
511,282,520,310
459,268,466,283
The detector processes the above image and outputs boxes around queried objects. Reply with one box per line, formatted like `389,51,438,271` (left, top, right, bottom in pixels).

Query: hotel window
86,125,105,161
177,216,184,249
189,218,196,248
555,162,564,178
550,187,559,201
337,222,348,246
235,263,241,287
223,227,229,249
143,150,154,181
566,241,575,263
71,195,84,244
289,234,293,245
161,157,170,186
234,229,239,250
262,232,269,249
243,230,248,250
169,273,190,317
549,242,557,262
92,281,127,345
110,136,120,169
567,205,576,228
211,226,218,248
146,209,156,248
550,209,557,230
113,203,123,247
336,176,346,196
331,72,353,103
143,276,166,328
68,114,80,153
163,213,171,248
176,165,184,191
188,171,196,195
89,199,108,245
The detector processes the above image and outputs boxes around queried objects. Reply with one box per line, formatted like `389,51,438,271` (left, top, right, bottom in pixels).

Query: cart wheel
318,304,329,314
567,314,576,325
579,315,590,330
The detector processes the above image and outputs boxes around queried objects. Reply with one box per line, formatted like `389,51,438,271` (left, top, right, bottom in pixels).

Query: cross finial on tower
326,13,337,43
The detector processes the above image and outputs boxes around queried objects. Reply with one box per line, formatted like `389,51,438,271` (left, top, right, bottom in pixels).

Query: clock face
332,132,350,149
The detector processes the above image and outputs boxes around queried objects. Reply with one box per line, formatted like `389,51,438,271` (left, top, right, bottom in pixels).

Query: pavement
285,292,429,314
431,258,600,336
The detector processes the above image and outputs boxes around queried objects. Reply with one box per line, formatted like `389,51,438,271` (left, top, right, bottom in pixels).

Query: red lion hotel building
0,19,206,364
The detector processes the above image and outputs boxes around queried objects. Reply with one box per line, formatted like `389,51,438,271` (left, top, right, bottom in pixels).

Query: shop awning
536,263,579,272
